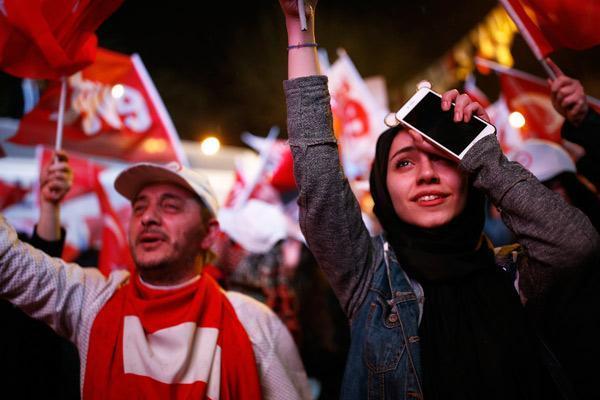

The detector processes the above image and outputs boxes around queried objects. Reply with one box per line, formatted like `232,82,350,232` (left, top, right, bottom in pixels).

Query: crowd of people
0,1,599,399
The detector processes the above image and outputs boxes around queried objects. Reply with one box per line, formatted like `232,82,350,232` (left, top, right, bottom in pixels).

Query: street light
111,84,125,99
508,111,525,129
201,136,220,156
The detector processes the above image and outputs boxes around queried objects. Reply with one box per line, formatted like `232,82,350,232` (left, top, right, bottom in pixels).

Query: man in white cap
0,161,311,400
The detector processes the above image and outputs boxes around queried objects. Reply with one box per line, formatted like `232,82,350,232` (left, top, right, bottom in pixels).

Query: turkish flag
475,59,600,147
501,0,600,58
94,170,134,276
11,49,187,164
499,71,565,143
0,0,123,79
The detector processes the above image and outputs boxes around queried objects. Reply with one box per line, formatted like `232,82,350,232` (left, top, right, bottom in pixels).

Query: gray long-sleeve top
284,75,599,320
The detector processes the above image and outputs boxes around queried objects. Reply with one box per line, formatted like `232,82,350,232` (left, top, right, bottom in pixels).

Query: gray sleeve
283,75,378,320
461,134,600,303
0,214,128,347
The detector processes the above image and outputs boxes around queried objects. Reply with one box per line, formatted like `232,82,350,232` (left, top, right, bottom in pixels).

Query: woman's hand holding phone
440,89,491,124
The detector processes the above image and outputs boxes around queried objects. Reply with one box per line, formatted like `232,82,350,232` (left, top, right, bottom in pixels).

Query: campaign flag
0,0,123,79
500,0,600,59
326,50,389,180
9,48,187,164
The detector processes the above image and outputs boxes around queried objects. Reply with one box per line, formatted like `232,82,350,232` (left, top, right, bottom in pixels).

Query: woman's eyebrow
389,146,417,161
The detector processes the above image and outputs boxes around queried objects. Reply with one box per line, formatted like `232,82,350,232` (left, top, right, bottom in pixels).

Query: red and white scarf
83,273,262,400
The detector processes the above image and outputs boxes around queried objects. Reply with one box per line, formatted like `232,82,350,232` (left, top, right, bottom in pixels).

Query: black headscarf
369,127,559,400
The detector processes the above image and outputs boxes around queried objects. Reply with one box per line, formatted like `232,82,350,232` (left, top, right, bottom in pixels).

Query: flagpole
498,0,557,80
540,57,557,80
55,76,67,151
298,0,307,31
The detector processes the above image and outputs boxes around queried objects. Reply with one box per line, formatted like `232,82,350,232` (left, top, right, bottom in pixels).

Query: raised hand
441,89,491,124
547,59,589,126
40,151,73,205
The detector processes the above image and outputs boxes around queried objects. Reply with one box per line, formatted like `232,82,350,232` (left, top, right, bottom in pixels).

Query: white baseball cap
218,199,287,254
114,162,219,216
507,139,576,182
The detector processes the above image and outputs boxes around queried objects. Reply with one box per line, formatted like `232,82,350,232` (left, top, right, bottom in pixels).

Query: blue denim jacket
341,239,423,400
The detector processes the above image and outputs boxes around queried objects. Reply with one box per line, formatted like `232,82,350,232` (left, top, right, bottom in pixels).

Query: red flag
0,0,123,79
10,49,187,164
94,170,135,276
501,0,600,58
475,58,600,146
0,180,29,210
499,69,564,143
37,146,100,202
500,0,555,59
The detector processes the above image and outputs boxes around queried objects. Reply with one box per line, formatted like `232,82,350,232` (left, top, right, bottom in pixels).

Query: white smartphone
394,87,496,160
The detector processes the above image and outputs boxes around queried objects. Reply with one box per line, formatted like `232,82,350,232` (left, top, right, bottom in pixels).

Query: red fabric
94,170,135,276
11,48,186,163
0,0,123,79
269,145,297,193
84,273,262,400
499,71,564,143
0,180,29,210
37,146,100,202
500,0,555,58
502,0,600,58
521,0,600,51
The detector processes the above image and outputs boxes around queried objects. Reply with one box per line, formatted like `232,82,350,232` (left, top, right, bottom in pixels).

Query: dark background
96,0,501,146
4,1,600,147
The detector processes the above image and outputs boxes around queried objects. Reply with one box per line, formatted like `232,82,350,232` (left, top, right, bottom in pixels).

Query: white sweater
0,215,311,400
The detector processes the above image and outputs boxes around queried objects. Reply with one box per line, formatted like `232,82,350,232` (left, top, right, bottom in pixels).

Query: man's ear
200,218,220,250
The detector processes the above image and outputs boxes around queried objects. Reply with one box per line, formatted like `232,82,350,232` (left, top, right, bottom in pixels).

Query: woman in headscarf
278,1,599,399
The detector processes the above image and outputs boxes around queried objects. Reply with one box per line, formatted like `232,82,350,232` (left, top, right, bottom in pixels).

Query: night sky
96,0,503,146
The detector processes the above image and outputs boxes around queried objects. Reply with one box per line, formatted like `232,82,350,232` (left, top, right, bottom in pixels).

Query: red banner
10,48,187,164
0,0,123,79
501,0,600,58
499,71,564,143
522,0,600,51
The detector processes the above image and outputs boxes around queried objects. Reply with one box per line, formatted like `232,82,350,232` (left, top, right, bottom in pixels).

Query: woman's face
386,131,468,228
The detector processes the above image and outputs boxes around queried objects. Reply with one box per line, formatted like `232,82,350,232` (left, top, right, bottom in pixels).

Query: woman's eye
395,159,412,169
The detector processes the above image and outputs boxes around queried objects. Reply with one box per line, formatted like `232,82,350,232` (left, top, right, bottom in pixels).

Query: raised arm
0,215,128,345
279,0,320,78
450,86,600,304
547,62,600,187
279,1,378,319
37,151,72,242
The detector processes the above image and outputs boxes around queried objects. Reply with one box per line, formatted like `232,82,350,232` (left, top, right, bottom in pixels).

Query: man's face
386,131,468,228
129,183,208,274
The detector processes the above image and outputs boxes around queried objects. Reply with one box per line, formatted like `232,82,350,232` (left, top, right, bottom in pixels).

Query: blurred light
142,138,167,153
508,111,526,128
111,84,125,99
201,136,220,156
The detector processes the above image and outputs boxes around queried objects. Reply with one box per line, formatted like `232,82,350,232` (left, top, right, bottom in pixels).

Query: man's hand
547,59,589,127
40,151,73,205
